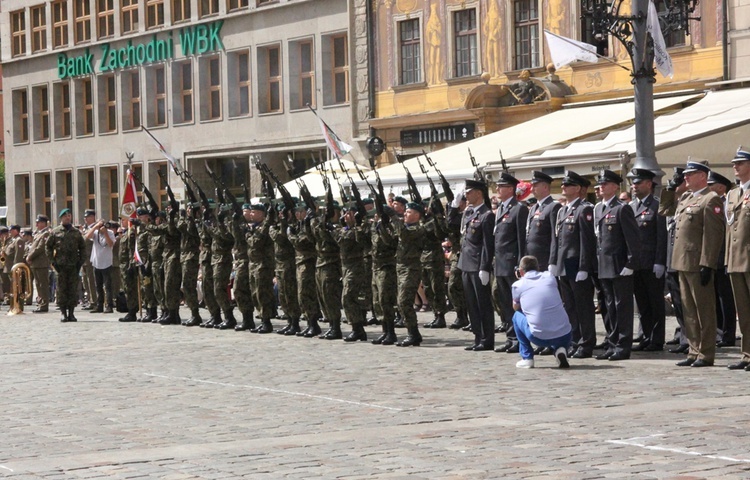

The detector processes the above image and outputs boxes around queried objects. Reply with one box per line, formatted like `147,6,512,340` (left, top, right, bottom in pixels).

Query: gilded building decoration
426,2,444,84
484,0,502,77
396,0,417,13
545,0,566,36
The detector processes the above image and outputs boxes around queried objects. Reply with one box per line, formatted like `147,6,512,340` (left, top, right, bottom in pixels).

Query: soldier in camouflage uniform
421,200,449,329
230,205,254,331
149,213,167,323
446,193,469,329
361,198,376,324
118,218,141,322
288,203,323,337
270,206,301,335
136,211,157,322
307,201,343,340
46,208,86,323
246,204,276,333
198,208,223,328
207,208,236,329
178,204,203,326
144,207,182,325
337,205,370,342
370,205,399,345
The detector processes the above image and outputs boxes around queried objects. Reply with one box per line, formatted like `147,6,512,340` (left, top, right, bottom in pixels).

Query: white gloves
451,189,465,208
653,264,666,279
547,265,558,276
619,267,634,277
479,270,491,286
575,271,589,282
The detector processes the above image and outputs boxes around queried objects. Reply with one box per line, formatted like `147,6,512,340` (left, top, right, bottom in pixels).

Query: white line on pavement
607,435,750,463
0,465,14,472
144,373,404,411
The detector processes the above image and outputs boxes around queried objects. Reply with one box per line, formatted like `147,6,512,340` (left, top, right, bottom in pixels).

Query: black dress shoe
594,341,609,350
538,347,554,356
494,343,510,353
716,340,736,348
572,349,592,359
691,359,714,367
465,344,479,351
666,338,680,345
449,320,469,330
669,344,689,354
676,358,696,366
631,342,648,352
505,344,519,354
472,344,494,351
745,364,750,372
595,351,614,360
727,360,750,370
608,352,630,361
461,324,473,332
643,344,663,352
32,307,49,313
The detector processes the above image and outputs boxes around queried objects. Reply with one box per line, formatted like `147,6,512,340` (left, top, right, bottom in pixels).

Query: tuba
7,263,33,316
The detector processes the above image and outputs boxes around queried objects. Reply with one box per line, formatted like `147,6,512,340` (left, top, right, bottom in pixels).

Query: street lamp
581,0,700,178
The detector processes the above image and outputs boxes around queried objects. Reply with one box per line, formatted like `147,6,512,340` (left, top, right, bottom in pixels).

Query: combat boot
428,312,446,329
397,325,422,347
320,320,343,340
140,308,153,323
184,308,202,327
284,317,301,336
371,322,389,345
449,309,469,329
60,308,70,323
367,311,381,326
344,323,367,342
301,316,322,337
152,308,166,324
276,321,292,335
217,310,237,330
254,318,274,334
159,309,177,325
234,311,255,331
381,319,398,345
119,309,138,322
67,307,78,322
394,312,406,328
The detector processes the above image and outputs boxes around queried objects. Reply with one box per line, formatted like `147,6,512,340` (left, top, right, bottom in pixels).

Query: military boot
119,309,138,322
60,307,70,323
397,325,422,347
254,318,274,334
139,308,153,323
382,319,398,345
217,310,237,330
301,316,322,337
427,312,446,329
276,320,292,335
371,322,389,345
320,320,343,340
152,308,166,324
344,323,367,342
159,309,177,325
234,311,255,331
449,309,469,329
185,308,202,327
394,311,406,328
67,307,78,323
284,317,301,336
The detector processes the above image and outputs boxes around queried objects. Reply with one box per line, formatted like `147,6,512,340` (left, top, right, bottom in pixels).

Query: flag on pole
308,105,353,159
544,30,599,70
121,168,138,219
133,236,145,266
647,0,674,78
142,126,183,174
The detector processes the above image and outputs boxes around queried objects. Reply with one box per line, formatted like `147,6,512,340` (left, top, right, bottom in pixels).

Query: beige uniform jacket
671,188,725,272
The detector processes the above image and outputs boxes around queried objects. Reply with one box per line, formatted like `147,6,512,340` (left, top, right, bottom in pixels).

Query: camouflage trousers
181,256,200,311
120,266,139,311
250,263,275,321
297,260,321,321
201,262,221,318
276,261,300,320
213,260,232,313
422,258,447,314
163,256,182,310
56,265,80,309
232,260,253,316
447,260,466,314
397,264,421,328
316,263,342,324
372,262,397,323
152,261,165,309
362,256,373,311
141,270,157,309
342,261,367,326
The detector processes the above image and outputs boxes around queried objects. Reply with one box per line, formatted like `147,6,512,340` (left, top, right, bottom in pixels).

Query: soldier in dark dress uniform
525,171,562,272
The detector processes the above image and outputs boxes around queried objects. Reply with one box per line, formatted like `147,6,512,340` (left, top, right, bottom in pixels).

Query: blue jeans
512,311,572,359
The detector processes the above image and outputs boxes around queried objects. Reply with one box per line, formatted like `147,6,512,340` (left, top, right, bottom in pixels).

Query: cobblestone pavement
1,307,749,479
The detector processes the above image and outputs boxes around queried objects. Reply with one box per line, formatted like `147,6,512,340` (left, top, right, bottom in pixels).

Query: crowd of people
9,147,750,371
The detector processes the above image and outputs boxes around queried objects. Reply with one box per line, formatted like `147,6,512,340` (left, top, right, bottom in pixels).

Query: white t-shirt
90,229,115,269
511,270,571,340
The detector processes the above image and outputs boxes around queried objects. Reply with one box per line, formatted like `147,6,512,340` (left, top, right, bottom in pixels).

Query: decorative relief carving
356,45,368,65
357,72,369,93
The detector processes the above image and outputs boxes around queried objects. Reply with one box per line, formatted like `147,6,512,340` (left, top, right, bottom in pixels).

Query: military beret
294,202,307,211
596,169,623,185
683,160,710,174
393,196,408,206
36,214,49,223
626,168,657,183
464,179,487,191
495,172,520,187
136,207,150,216
330,200,342,210
58,208,71,218
530,171,554,184
708,170,734,189
361,197,374,205
84,209,96,217
250,203,266,212
156,211,167,219
405,202,424,215
732,146,750,163
561,170,587,187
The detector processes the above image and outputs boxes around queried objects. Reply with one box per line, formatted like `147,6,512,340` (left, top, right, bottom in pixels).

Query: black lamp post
581,0,700,177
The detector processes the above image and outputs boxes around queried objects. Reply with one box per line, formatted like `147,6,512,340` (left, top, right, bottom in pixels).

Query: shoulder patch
585,214,593,221
714,206,722,214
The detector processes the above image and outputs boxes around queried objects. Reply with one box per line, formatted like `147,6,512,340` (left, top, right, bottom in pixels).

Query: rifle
499,149,509,173
329,161,349,203
468,148,491,209
254,159,296,212
337,158,367,222
297,179,318,215
416,156,444,216
157,170,179,213
204,160,236,214
423,149,454,204
131,169,159,218
183,170,211,215
394,150,422,204
178,170,199,207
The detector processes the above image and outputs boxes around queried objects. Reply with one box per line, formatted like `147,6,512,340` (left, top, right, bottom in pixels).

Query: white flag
544,30,598,70
647,0,674,78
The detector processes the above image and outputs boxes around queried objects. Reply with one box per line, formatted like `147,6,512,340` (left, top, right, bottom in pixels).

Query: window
11,10,26,57
122,0,139,34
122,71,141,130
514,0,539,70
658,1,685,48
258,45,282,113
399,19,421,84
200,56,222,120
228,50,251,117
18,175,32,227
33,85,51,142
200,0,220,17
31,6,47,53
60,171,74,215
52,1,69,48
54,82,72,139
331,35,349,103
75,0,92,44
173,61,194,123
146,0,164,28
39,173,53,220
84,169,96,211
13,89,30,144
173,0,191,22
76,78,94,136
106,167,119,220
99,74,117,133
97,0,115,38
454,10,478,77
290,40,315,110
581,16,608,57
204,158,248,194
228,0,249,11
146,66,167,127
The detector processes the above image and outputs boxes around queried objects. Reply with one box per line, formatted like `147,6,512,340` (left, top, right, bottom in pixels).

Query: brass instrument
7,263,32,316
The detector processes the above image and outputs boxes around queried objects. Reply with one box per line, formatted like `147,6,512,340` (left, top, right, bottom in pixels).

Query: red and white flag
121,168,138,219
142,126,183,174
309,106,353,159
133,238,144,266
